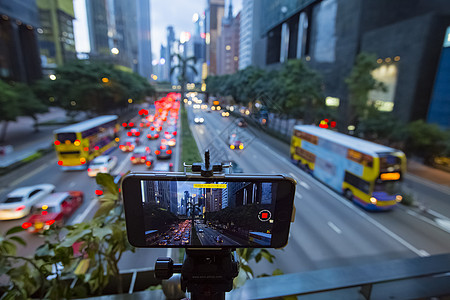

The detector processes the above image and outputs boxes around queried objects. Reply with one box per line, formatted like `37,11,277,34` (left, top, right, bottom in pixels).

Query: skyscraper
137,0,152,79
0,0,42,83
217,1,240,75
36,0,76,75
85,0,109,55
206,0,225,76
239,0,263,69
165,26,175,83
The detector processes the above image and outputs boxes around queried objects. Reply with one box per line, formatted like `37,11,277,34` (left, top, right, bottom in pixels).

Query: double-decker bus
290,125,406,211
53,115,118,170
211,99,221,111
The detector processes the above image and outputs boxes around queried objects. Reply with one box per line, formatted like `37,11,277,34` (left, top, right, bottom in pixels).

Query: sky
73,0,242,59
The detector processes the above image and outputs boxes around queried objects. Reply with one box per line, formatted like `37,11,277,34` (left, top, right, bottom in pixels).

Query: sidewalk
0,108,76,168
407,160,450,188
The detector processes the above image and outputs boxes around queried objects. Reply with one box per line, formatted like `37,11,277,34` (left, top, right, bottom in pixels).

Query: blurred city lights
102,77,109,83
49,74,56,80
111,47,119,55
128,98,133,103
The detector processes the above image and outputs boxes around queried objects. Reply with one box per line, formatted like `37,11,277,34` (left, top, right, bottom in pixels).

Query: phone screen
140,180,278,247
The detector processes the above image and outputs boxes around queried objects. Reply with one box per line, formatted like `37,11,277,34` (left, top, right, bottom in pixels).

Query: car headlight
200,118,204,122
194,118,199,122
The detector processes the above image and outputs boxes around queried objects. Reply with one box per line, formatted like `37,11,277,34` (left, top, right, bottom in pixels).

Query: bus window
57,133,77,142
344,171,370,194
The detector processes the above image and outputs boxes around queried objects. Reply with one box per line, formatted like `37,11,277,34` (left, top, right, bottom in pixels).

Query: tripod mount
155,150,239,299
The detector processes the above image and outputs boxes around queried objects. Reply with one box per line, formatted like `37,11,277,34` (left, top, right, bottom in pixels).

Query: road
188,106,450,276
0,107,180,271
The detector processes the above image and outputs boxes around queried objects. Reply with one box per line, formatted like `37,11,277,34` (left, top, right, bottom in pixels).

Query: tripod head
155,150,239,299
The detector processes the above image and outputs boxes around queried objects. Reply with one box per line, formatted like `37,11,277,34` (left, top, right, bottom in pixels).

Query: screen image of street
141,180,277,246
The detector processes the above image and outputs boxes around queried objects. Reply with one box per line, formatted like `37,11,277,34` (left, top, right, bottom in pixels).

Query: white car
87,155,117,177
194,115,204,124
0,184,56,220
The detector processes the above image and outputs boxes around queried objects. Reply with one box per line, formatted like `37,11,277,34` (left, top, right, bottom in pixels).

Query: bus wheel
344,189,353,201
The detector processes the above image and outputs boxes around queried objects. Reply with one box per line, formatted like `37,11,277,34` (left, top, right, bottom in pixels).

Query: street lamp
49,74,56,80
111,47,119,55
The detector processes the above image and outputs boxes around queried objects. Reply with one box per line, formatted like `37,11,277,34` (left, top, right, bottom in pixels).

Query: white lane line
72,198,98,224
327,221,342,234
166,248,172,258
288,172,300,183
426,208,450,221
115,152,132,174
296,193,303,199
406,209,450,234
299,181,310,190
198,128,205,135
315,179,429,257
10,160,55,187
69,181,76,188
260,137,430,256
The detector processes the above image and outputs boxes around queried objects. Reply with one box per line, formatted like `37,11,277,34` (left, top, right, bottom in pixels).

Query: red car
22,191,84,233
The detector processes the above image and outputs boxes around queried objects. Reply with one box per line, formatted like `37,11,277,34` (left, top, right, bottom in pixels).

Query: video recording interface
141,180,278,247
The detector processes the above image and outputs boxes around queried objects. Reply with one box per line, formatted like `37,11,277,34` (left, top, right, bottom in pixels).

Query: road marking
313,178,429,257
426,208,450,221
72,198,98,224
9,160,55,187
166,248,172,258
115,152,132,174
327,221,342,234
299,181,310,190
69,181,76,188
198,128,204,135
406,209,450,234
288,172,300,184
296,193,303,199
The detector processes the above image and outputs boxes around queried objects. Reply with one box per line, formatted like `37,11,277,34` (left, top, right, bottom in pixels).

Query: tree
38,60,155,116
405,120,447,163
0,80,20,143
279,60,323,123
170,54,197,99
345,52,386,128
13,83,49,132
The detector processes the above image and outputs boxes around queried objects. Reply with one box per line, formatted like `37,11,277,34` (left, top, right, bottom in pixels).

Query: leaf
9,236,26,246
261,249,275,263
96,173,119,195
35,243,54,258
5,226,25,236
240,264,254,277
74,258,90,275
94,201,116,218
60,229,91,247
272,268,284,276
92,226,113,240
1,240,17,255
254,252,262,263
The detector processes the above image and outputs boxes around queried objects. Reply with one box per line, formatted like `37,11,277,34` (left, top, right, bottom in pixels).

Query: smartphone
121,173,296,248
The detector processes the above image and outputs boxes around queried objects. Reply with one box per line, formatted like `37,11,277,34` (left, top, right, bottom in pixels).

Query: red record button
258,210,271,222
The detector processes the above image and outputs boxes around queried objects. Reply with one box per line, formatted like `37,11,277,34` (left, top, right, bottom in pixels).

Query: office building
255,0,450,125
222,186,228,209
239,0,264,69
205,0,225,76
0,0,42,82
85,0,109,56
137,0,152,79
217,2,240,75
36,0,76,75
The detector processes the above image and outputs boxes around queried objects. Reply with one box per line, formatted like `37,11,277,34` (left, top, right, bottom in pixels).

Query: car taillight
127,132,132,136
42,211,48,216
141,156,146,160
54,140,60,145
166,150,172,154
45,220,55,226
15,205,26,211
147,134,151,138
129,122,134,127
122,122,127,127
101,167,107,172
150,126,155,130
140,123,144,127
95,190,103,196
146,161,152,166
58,161,63,166
169,163,173,167
173,131,177,136
165,131,168,134
130,156,135,161
87,168,92,172
135,132,140,136
145,147,150,152
155,150,160,155
155,134,159,138
22,222,32,229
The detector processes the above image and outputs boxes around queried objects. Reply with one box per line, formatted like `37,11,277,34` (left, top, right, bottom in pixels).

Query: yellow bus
53,115,118,170
290,125,406,211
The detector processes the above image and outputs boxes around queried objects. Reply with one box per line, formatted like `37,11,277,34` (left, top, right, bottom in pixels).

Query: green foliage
345,52,386,125
0,172,134,298
36,60,154,115
0,80,20,123
179,104,202,168
405,120,447,163
206,61,324,123
234,248,280,288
